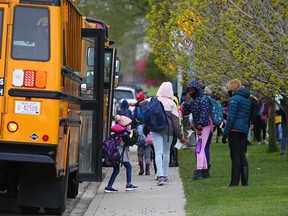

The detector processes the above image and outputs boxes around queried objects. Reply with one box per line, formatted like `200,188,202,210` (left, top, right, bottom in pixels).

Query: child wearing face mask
105,115,139,193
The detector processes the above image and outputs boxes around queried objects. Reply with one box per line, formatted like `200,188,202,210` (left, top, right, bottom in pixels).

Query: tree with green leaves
75,0,150,79
145,0,288,151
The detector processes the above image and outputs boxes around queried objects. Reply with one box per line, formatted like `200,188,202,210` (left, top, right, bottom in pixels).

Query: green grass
179,136,288,216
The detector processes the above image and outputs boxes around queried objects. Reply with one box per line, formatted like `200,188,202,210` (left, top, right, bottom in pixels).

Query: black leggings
228,131,248,186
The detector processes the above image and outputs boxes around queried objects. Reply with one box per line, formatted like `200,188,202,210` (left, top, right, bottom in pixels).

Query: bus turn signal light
7,121,18,132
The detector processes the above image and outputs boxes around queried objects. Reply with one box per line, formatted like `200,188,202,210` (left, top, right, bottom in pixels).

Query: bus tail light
13,69,47,88
23,70,36,87
7,121,18,132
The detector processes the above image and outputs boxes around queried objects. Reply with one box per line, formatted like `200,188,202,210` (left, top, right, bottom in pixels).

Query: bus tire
44,154,69,215
19,206,40,214
67,170,79,198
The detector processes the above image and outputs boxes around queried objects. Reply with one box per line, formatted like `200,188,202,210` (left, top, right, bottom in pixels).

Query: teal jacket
223,88,251,136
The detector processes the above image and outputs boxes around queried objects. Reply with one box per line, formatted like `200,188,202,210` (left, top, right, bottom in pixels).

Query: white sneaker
263,140,268,144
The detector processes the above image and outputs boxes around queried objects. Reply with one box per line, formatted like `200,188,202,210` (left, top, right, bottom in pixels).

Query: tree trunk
268,100,277,152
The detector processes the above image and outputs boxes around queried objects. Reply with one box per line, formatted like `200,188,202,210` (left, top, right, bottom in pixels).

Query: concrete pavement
84,145,186,216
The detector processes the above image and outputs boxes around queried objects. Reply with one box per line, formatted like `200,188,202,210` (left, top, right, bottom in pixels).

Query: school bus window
104,52,112,82
87,47,94,66
12,6,50,61
0,9,3,58
85,70,94,95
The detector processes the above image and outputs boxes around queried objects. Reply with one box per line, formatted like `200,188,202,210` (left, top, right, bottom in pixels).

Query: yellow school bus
0,0,118,214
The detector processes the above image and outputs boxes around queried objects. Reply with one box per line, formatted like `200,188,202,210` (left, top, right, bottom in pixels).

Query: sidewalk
84,145,186,216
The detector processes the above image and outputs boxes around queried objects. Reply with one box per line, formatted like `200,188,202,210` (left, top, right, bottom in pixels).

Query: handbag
146,133,153,145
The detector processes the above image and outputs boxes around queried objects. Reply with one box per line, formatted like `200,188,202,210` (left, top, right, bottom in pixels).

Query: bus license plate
15,101,40,115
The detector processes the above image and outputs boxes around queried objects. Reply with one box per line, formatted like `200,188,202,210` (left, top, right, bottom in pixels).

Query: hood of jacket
156,82,174,100
234,88,250,98
120,99,129,109
186,80,203,93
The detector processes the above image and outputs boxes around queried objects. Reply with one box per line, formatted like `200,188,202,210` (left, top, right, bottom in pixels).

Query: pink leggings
196,124,213,170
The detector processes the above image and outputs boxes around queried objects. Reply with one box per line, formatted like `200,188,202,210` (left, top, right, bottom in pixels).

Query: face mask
228,90,233,97
190,92,198,99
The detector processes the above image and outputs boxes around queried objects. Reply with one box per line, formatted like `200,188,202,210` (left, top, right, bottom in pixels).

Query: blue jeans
107,162,132,187
281,122,287,153
151,132,173,177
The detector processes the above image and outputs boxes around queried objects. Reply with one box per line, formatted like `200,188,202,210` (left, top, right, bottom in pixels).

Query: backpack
206,96,224,126
102,134,122,167
142,97,167,131
133,106,143,123
135,124,148,147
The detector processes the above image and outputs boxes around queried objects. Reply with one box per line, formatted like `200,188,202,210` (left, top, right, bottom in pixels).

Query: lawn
178,136,288,216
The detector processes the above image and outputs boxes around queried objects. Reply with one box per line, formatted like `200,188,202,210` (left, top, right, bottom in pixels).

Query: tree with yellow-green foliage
146,0,287,98
145,0,288,151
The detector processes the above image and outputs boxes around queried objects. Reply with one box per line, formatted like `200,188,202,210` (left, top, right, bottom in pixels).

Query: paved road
0,181,101,216
0,146,186,216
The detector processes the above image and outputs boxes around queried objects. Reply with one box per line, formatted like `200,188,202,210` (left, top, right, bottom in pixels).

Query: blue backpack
133,106,143,123
135,124,148,147
207,96,224,126
142,97,167,131
102,134,122,167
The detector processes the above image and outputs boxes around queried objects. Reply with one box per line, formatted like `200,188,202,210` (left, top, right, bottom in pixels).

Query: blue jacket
223,88,251,136
182,80,211,127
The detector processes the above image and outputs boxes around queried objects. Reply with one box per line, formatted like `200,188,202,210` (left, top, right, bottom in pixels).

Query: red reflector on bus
23,70,36,87
42,135,49,142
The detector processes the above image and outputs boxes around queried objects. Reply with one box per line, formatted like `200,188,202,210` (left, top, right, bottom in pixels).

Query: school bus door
78,29,118,182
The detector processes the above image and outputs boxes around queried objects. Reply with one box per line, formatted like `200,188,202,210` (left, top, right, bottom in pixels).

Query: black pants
228,131,248,186
254,115,266,142
169,134,178,164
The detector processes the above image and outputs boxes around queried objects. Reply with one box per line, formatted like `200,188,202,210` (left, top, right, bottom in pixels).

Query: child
104,115,139,193
117,99,133,120
135,121,152,176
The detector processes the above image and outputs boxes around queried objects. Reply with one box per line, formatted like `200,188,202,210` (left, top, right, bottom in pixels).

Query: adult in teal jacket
222,79,251,187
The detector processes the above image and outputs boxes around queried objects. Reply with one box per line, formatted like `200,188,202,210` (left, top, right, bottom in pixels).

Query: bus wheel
67,171,79,198
19,206,40,214
44,174,68,215
44,154,69,215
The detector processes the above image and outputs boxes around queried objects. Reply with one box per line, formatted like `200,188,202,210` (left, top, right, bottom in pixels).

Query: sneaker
162,176,169,183
104,187,118,193
192,170,203,180
145,171,150,175
157,177,165,186
138,170,144,175
126,183,138,191
257,142,261,145
263,140,268,144
169,162,179,167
